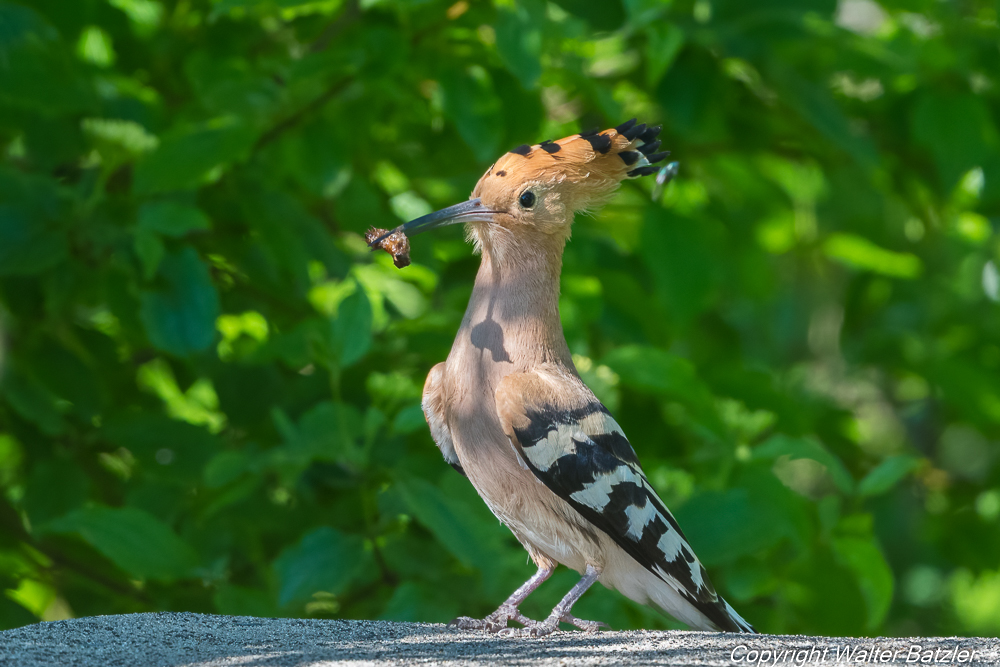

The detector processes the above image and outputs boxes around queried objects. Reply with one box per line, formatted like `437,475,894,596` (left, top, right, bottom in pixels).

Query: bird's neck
456,230,574,371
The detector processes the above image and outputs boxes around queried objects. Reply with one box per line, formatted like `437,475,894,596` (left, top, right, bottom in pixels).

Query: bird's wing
422,362,465,476
495,364,752,632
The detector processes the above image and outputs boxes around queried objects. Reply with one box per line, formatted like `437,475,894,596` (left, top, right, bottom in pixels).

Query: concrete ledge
0,612,997,666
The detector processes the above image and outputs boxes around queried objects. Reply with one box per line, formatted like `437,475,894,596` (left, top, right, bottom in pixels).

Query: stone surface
0,613,997,666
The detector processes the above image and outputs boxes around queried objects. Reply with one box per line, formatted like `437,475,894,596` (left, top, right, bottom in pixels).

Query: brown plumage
374,120,753,636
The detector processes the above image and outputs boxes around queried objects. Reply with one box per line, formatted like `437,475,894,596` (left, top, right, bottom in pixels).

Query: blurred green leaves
329,289,372,368
676,477,807,569
0,205,67,276
274,527,366,606
0,3,96,114
140,249,221,355
494,0,544,89
912,93,998,188
135,202,211,279
754,434,853,495
0,0,998,640
439,68,503,163
133,118,257,194
44,507,198,582
857,455,921,498
824,234,922,279
950,569,1000,634
832,536,893,630
395,476,497,571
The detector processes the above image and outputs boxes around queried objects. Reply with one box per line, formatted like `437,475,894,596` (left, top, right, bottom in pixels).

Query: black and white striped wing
495,368,752,633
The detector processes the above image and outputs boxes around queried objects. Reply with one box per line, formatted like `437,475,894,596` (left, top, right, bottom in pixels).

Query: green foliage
0,0,998,639
274,527,367,606
43,506,199,582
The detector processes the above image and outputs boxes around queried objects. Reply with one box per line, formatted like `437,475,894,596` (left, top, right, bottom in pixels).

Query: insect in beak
367,198,497,247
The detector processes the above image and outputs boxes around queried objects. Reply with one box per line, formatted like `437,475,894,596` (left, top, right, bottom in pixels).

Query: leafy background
1,0,999,638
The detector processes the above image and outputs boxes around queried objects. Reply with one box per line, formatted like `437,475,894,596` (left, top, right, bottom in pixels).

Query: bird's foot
562,612,610,633
448,604,535,633
496,612,610,638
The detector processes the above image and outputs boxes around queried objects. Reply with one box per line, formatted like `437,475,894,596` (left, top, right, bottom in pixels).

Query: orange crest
473,119,668,213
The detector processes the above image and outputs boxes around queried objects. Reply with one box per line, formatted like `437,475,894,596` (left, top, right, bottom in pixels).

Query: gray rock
0,613,997,666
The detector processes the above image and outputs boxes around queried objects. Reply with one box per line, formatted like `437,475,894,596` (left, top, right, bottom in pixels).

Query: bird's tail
645,574,757,634
720,598,756,634
690,595,755,634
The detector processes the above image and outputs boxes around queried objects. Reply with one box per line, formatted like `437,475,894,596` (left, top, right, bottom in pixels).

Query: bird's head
370,119,668,259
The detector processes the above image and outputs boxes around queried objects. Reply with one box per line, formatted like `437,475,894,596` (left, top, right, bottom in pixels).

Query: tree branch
254,77,354,152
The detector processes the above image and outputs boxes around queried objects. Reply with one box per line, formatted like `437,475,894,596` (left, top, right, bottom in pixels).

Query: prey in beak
372,198,496,245
366,198,496,268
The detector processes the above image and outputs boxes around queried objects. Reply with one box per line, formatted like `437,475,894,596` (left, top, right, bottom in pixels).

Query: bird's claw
448,604,535,633
448,616,501,632
562,612,610,633
495,612,609,638
497,621,558,638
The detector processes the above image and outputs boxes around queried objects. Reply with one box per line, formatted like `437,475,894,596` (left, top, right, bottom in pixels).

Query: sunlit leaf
950,568,1000,634
754,434,854,495
824,233,922,279
857,455,921,498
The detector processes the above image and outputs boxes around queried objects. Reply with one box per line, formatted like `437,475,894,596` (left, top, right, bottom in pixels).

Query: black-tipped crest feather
639,125,662,143
637,140,661,155
627,165,660,178
623,123,646,141
618,150,641,166
583,133,612,154
615,118,637,134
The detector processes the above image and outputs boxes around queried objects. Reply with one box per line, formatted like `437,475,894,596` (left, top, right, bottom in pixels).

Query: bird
370,119,755,637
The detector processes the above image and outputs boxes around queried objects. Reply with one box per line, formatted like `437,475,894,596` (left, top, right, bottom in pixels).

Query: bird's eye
519,191,536,209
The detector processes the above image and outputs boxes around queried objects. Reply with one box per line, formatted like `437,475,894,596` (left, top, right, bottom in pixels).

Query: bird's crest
476,118,669,212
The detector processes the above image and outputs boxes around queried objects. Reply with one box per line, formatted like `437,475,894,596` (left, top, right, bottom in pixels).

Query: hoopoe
370,119,755,637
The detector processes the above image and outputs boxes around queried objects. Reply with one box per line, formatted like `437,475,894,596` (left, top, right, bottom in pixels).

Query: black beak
367,198,496,247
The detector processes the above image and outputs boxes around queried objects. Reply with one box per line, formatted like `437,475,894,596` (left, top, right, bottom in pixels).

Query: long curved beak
367,198,496,247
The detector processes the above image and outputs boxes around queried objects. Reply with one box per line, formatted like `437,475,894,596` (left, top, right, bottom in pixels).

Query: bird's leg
449,563,555,632
499,564,608,638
